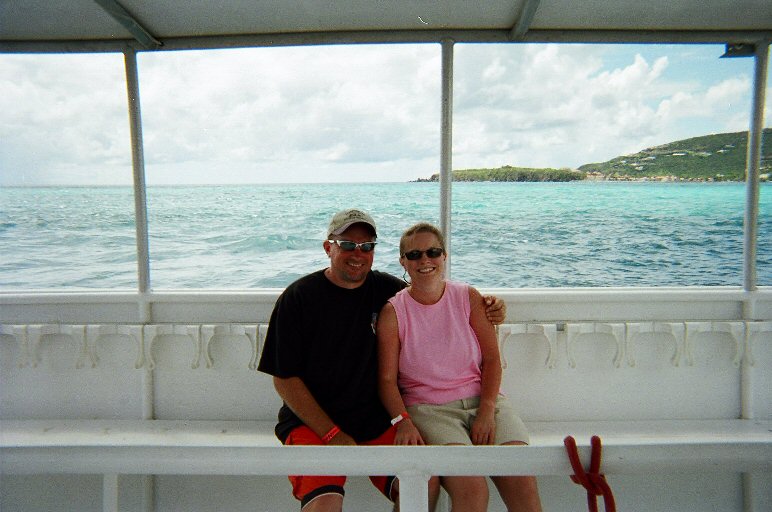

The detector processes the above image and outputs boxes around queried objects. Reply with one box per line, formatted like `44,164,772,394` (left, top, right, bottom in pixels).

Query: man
257,208,506,511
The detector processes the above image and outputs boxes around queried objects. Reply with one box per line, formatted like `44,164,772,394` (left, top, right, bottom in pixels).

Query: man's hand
483,295,507,325
326,430,357,446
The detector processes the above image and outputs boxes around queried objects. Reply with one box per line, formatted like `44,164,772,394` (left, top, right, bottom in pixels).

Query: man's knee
296,482,345,510
301,491,344,512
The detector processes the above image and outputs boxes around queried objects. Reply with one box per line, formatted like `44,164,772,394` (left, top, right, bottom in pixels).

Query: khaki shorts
407,395,529,445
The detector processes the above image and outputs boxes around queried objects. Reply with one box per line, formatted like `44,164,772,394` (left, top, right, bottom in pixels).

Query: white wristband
390,413,408,426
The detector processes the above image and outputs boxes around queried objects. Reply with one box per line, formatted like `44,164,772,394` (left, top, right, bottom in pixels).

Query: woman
377,222,542,512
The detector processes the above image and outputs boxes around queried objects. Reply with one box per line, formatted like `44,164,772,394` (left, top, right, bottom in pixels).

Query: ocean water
1,182,770,289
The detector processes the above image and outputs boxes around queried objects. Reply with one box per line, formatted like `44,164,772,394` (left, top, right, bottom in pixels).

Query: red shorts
284,425,397,508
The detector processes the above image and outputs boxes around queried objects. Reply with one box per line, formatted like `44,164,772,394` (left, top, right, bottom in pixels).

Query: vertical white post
440,39,454,278
103,474,119,512
398,470,431,512
743,43,769,297
124,47,155,512
741,44,769,512
124,47,152,323
740,60,769,512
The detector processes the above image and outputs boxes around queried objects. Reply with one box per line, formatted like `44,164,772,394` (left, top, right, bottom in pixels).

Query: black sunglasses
403,247,444,260
328,239,377,252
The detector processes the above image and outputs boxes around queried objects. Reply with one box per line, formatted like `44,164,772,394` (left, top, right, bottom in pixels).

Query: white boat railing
2,320,771,372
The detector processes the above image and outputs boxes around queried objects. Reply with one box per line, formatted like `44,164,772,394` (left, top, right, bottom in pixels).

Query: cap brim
330,221,376,236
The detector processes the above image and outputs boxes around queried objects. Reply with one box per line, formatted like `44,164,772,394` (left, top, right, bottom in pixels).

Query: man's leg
301,493,344,512
286,426,347,511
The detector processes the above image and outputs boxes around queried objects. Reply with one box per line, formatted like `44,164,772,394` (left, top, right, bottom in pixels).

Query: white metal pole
743,43,769,297
741,45,768,512
123,47,155,512
123,48,152,322
440,39,454,278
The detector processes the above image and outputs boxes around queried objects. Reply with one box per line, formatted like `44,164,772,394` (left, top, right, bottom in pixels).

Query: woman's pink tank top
388,280,482,406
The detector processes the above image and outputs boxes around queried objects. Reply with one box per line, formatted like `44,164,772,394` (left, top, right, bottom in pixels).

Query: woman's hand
394,419,425,446
471,410,497,445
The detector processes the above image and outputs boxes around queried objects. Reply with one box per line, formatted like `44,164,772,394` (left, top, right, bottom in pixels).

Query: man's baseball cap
327,209,377,237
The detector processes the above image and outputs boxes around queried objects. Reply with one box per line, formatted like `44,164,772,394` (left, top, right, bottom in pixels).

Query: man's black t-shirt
257,269,405,443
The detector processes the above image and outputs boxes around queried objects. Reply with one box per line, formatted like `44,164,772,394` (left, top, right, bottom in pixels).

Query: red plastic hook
564,435,616,512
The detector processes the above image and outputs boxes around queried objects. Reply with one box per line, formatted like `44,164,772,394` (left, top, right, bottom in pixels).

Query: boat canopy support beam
93,0,162,50
5,29,772,54
510,0,542,40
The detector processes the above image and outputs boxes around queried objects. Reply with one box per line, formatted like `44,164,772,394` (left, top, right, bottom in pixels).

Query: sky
0,43,769,186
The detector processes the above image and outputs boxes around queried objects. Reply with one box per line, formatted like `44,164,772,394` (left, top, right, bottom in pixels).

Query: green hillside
415,166,584,182
413,129,771,182
579,129,772,181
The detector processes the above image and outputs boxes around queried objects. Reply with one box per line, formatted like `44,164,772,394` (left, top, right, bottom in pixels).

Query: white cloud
134,45,441,182
0,44,767,186
451,45,760,170
482,57,507,81
0,54,131,185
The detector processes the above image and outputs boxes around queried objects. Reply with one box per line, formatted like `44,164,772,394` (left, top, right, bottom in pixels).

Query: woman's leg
427,476,441,511
441,441,488,512
441,475,489,512
407,401,489,511
490,441,543,512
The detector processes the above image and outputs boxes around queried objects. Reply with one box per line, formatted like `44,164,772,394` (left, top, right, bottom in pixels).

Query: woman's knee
442,476,489,510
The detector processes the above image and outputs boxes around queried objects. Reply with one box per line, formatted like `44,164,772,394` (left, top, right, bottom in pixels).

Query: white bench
2,419,771,511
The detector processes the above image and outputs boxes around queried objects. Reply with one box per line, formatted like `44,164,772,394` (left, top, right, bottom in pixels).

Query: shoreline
412,176,765,183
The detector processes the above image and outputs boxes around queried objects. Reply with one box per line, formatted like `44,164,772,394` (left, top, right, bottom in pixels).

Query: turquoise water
1,182,769,289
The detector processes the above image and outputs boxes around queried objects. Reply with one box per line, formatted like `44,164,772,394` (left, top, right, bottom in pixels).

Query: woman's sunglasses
403,247,444,260
327,240,377,252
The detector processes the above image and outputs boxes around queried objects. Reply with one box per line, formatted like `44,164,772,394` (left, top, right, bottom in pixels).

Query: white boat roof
2,0,772,53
